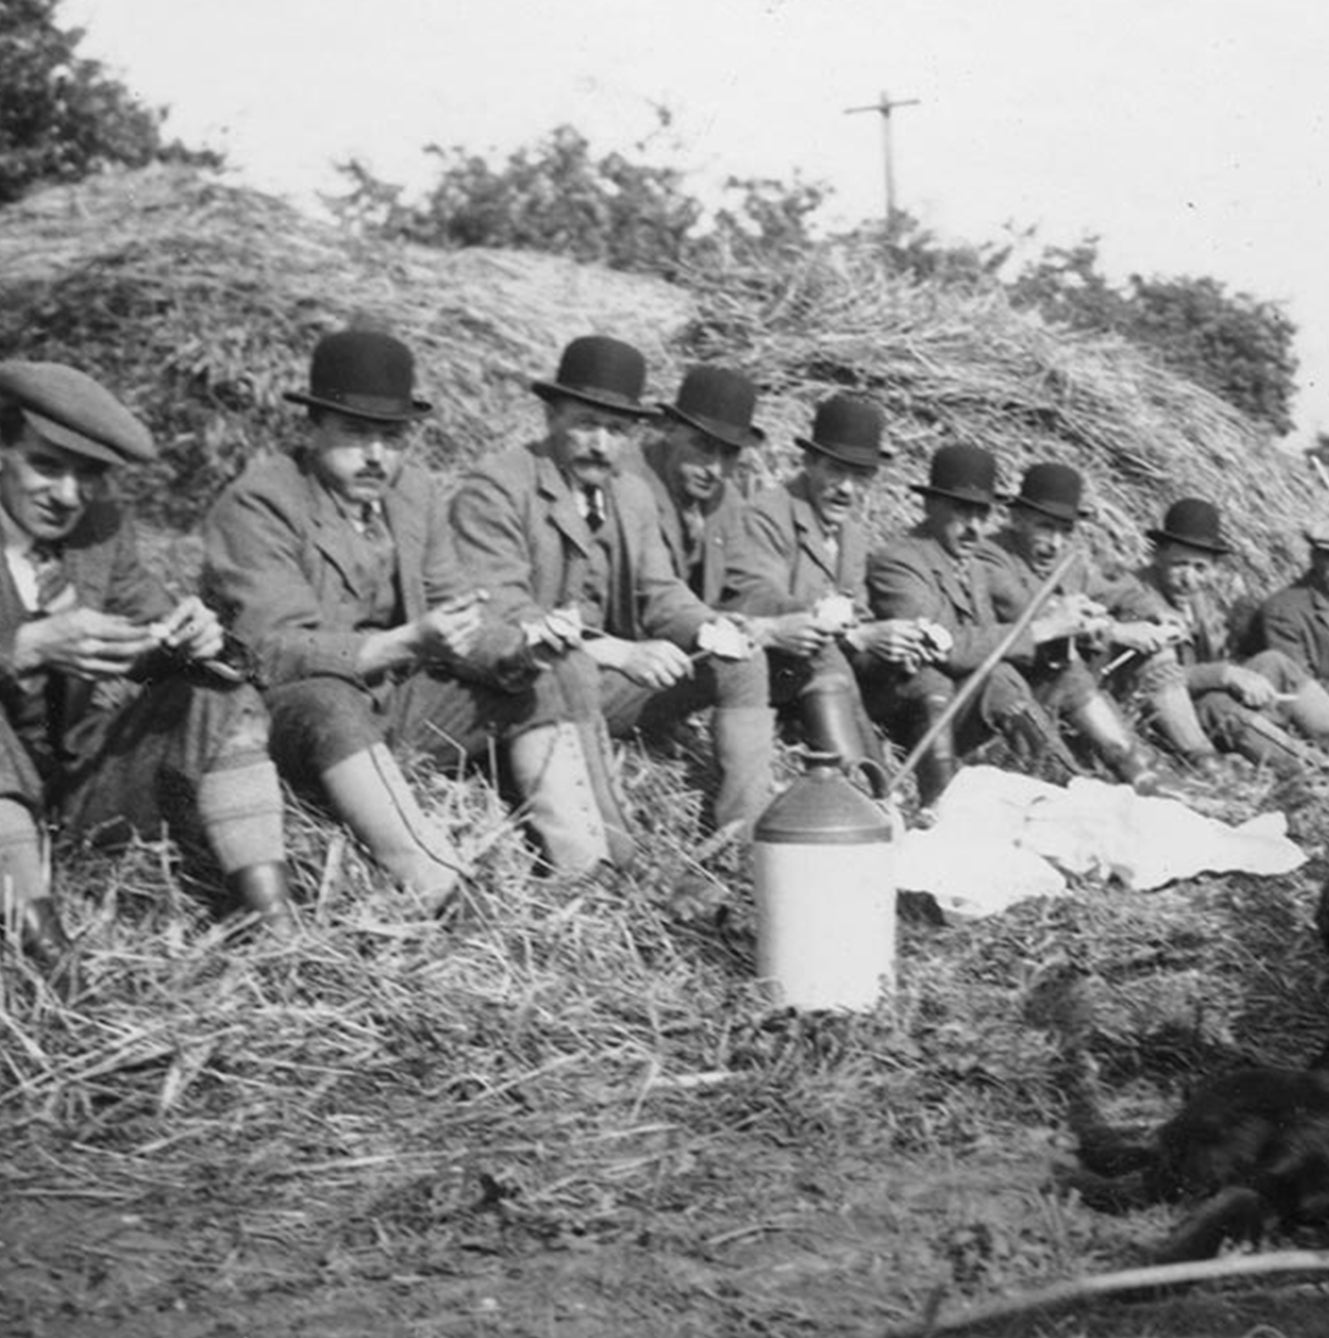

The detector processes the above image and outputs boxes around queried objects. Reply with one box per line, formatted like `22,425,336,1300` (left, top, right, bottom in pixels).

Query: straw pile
3,166,1329,1332
0,163,1319,595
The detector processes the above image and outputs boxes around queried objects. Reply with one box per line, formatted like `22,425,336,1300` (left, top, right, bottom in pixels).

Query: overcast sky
65,0,1329,440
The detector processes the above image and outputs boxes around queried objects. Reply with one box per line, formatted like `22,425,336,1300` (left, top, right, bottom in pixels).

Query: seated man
449,335,773,843
974,462,1162,789
1112,497,1329,775
204,328,623,898
0,362,294,989
865,444,1110,803
721,393,930,782
622,363,759,608
1249,523,1329,685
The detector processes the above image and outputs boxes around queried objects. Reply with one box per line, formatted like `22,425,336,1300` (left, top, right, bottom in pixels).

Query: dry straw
3,165,1329,1328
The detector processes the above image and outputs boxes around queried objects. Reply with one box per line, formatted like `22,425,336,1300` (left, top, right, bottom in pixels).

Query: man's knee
709,654,769,709
266,677,383,778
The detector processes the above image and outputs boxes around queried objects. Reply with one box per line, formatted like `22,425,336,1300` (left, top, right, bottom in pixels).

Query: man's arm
202,479,415,687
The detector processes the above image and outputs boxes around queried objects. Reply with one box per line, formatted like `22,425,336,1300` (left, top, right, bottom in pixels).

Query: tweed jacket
621,437,745,607
1252,575,1329,681
449,439,712,648
722,475,871,619
866,527,1036,677
202,453,524,690
974,530,1124,620
1110,565,1234,694
0,497,173,751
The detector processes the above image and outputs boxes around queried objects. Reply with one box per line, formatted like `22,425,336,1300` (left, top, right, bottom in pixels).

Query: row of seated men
4,330,1329,993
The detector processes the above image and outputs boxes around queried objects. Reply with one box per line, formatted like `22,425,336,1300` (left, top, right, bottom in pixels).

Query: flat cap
0,361,156,466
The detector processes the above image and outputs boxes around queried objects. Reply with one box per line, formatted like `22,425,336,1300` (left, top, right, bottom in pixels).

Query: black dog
1028,965,1329,1262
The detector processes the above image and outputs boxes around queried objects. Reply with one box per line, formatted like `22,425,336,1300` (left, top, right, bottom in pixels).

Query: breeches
264,660,577,784
594,653,769,737
0,675,273,845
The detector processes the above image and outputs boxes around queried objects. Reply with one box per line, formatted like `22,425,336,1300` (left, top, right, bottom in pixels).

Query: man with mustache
866,444,1101,804
204,328,621,906
721,394,931,784
0,361,294,991
449,336,774,851
973,462,1163,789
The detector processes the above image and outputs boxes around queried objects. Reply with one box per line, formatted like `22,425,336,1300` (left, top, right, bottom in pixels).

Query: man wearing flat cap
1248,522,1329,687
1112,497,1329,774
449,335,774,852
722,393,932,779
973,461,1165,790
0,361,294,987
205,327,614,897
866,444,1107,804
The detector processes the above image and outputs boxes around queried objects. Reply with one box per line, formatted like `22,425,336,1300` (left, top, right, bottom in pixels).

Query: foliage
332,122,829,278
0,0,219,206
1009,237,1299,436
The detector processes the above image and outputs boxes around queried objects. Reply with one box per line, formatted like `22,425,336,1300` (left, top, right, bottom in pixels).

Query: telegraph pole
845,89,920,233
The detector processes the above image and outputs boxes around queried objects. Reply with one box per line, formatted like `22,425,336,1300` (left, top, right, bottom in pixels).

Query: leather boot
801,686,886,776
17,897,79,1000
1146,679,1219,768
997,700,1083,783
711,706,776,835
912,692,958,809
225,861,298,937
574,715,638,866
1229,710,1329,777
321,744,467,913
508,722,614,875
1067,693,1161,794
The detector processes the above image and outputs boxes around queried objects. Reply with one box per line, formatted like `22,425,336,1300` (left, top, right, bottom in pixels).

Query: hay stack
0,164,1317,593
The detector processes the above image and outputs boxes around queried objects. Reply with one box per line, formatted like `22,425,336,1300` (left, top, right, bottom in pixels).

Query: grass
4,735,1329,1336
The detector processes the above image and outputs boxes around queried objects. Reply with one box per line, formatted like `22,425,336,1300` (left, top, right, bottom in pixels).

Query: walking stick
887,545,1082,802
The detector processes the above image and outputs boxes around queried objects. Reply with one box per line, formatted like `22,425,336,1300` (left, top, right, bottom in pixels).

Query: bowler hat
532,335,654,418
1147,498,1230,554
795,394,891,469
285,329,432,422
660,366,764,449
911,443,999,506
1008,462,1089,523
0,361,155,466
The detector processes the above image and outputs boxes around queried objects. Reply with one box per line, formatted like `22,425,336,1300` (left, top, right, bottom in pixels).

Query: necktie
582,486,606,533
31,541,72,612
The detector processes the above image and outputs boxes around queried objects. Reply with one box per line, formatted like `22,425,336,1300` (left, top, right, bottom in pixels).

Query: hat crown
920,443,998,502
663,365,762,448
675,366,756,427
1013,462,1084,520
307,330,417,411
799,394,887,468
0,360,155,465
551,335,645,403
1154,497,1226,550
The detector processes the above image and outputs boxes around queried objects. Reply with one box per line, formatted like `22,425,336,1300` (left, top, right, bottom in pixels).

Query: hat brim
796,435,893,467
531,379,657,419
911,482,997,506
1146,527,1230,555
284,391,433,422
660,402,763,449
1007,495,1091,523
22,407,126,467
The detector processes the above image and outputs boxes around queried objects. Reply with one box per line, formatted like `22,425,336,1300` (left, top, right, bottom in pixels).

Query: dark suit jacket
449,439,711,649
866,527,1035,677
622,437,745,607
1252,575,1329,681
722,475,871,618
0,498,173,761
202,452,524,690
